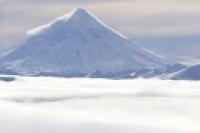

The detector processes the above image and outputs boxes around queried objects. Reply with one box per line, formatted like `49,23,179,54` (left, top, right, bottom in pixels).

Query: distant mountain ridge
169,65,200,80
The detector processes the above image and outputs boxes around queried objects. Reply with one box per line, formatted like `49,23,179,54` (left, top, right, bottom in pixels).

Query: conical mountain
0,8,165,77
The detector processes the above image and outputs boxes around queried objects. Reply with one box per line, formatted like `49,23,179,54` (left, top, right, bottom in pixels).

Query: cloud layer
0,76,200,133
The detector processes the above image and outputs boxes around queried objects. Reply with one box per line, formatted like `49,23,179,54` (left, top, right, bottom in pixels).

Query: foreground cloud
0,76,200,133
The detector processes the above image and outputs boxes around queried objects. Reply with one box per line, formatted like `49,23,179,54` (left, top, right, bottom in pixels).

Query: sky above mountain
0,0,200,64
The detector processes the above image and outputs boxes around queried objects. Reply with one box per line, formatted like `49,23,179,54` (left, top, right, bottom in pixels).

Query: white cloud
0,77,200,133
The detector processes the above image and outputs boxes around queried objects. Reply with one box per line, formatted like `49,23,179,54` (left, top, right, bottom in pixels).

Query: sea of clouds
0,76,200,133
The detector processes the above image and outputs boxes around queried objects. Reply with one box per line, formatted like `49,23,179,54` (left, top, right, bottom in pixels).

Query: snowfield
0,76,200,133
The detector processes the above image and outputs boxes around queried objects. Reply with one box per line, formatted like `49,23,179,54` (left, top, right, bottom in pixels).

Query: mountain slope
169,65,200,80
0,8,165,77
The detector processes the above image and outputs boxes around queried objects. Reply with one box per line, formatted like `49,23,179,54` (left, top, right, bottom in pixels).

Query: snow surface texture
0,76,200,133
0,8,164,77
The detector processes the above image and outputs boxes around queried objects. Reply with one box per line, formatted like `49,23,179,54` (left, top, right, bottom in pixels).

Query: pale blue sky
0,0,200,64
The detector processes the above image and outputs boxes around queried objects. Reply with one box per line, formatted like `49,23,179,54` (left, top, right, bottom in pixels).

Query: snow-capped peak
27,8,128,39
57,8,97,22
27,8,91,35
66,8,93,19
0,8,165,77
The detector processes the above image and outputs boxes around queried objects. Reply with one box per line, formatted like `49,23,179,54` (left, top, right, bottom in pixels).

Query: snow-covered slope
0,8,165,77
164,63,186,74
169,65,200,80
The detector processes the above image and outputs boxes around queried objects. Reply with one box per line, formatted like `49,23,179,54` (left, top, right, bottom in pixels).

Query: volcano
0,8,165,77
